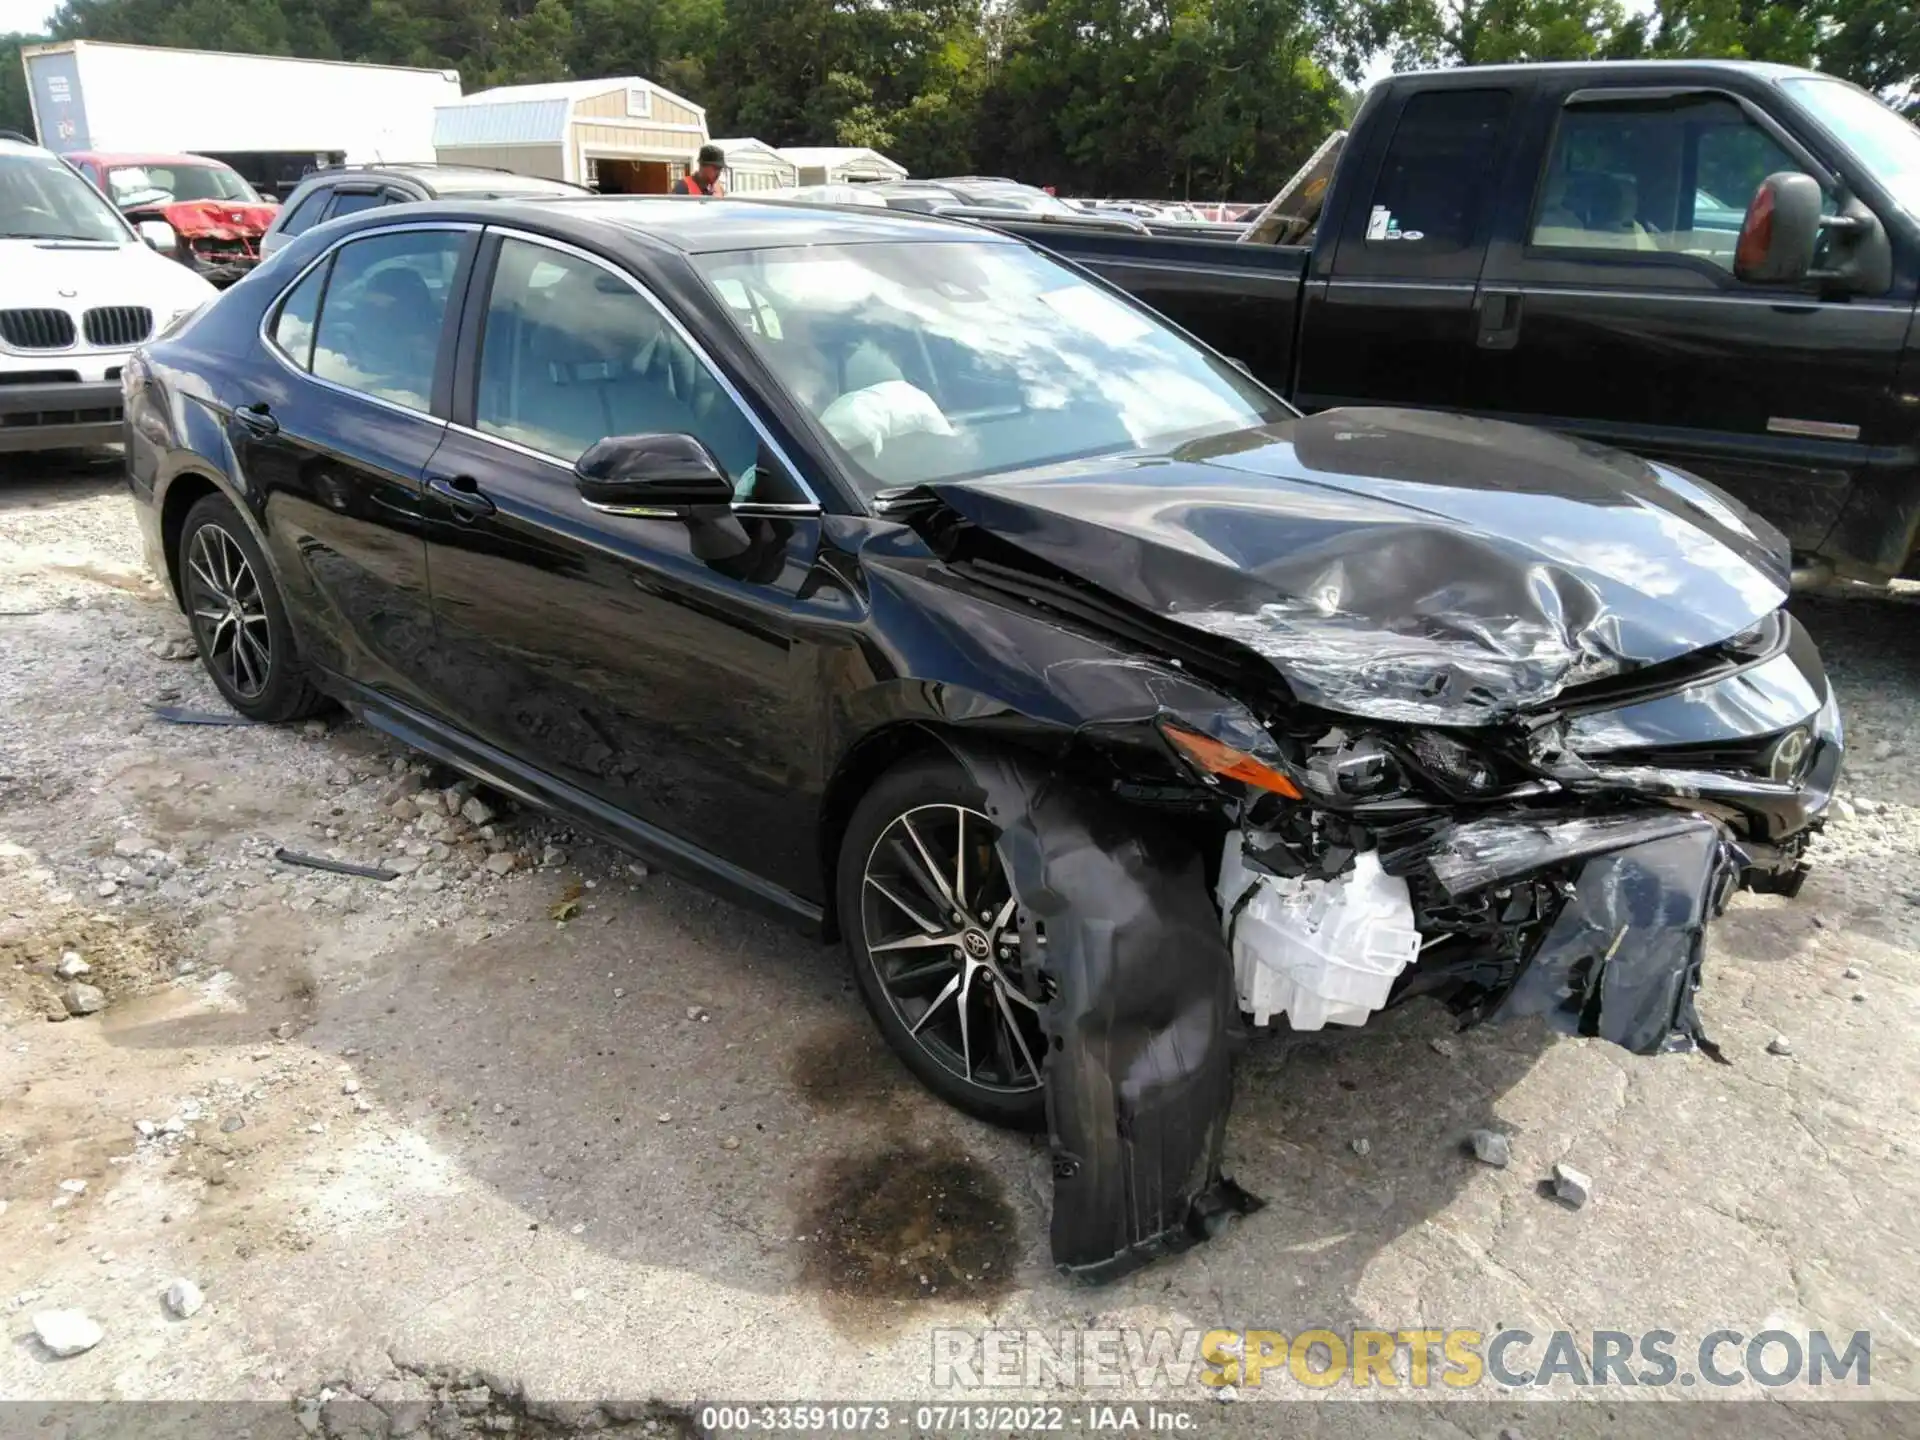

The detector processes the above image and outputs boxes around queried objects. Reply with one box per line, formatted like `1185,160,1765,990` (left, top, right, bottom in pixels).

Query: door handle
427,473,496,520
1475,289,1523,351
233,401,278,435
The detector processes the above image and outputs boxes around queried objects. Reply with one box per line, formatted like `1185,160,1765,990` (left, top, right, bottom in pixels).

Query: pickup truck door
1293,83,1520,411
1469,81,1912,562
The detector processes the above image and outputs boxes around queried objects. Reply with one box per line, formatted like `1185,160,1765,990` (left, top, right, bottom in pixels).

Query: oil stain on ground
788,1018,914,1113
798,1143,1019,1321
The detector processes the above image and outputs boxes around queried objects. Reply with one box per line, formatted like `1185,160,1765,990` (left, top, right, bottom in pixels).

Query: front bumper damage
934,635,1839,1285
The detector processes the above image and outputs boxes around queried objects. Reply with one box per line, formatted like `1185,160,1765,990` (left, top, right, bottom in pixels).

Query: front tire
176,492,326,723
838,753,1048,1130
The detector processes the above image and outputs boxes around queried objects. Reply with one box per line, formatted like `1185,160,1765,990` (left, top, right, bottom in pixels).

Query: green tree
0,32,49,137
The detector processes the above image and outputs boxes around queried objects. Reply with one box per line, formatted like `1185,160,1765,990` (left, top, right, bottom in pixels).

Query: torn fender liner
940,739,1261,1282
1490,817,1735,1058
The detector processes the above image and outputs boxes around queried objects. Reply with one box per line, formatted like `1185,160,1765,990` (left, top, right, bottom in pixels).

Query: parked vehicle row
125,192,1838,1280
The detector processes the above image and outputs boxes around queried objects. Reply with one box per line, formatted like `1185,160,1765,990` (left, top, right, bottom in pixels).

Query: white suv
0,135,216,452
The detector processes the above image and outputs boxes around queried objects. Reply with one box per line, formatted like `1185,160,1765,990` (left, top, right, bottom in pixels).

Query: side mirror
1735,172,1820,285
573,432,735,516
137,218,178,254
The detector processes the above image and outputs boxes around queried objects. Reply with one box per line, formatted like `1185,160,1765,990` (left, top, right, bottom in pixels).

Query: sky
0,3,52,36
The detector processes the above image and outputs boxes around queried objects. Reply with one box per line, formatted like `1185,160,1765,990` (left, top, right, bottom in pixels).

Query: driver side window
1531,96,1829,272
475,237,782,499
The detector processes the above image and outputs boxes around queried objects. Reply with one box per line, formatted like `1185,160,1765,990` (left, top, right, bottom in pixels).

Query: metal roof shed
706,138,797,193
776,147,908,185
434,77,708,192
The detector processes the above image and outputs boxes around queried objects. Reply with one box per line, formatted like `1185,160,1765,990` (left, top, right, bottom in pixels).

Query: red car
66,151,278,287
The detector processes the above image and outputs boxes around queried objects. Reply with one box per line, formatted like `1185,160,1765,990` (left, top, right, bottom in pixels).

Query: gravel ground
1,460,1917,1433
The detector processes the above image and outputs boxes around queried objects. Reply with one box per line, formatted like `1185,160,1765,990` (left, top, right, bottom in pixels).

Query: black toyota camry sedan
125,196,1841,1280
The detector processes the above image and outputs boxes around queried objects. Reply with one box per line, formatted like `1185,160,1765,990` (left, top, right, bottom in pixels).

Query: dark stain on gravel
798,1144,1019,1310
788,1019,912,1112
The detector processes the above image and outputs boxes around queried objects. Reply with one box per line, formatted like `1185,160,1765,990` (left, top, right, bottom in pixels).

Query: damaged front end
881,413,1843,1283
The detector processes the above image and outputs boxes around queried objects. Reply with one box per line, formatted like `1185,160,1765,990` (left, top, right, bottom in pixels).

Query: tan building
433,77,708,192
706,137,797,193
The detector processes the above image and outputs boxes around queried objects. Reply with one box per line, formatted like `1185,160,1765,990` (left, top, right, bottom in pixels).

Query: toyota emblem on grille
1767,727,1811,782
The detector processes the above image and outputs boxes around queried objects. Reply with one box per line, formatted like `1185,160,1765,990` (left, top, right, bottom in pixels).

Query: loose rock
1468,1129,1511,1167
460,796,497,827
485,851,520,876
1767,1035,1793,1056
162,1278,205,1319
1350,1137,1371,1157
1551,1161,1593,1210
1842,965,1862,980
62,982,106,1016
32,1309,104,1357
1428,1036,1456,1057
55,951,90,978
220,1113,245,1133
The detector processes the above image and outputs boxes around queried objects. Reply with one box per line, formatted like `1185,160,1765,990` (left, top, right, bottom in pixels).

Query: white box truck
21,40,462,197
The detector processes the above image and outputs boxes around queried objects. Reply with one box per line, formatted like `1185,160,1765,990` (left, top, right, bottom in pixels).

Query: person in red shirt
672,145,726,197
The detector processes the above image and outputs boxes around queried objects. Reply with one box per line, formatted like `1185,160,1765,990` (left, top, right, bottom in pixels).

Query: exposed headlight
1405,730,1502,795
1305,735,1403,799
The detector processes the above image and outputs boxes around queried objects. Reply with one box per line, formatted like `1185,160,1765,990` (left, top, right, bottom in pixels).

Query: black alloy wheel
840,754,1048,1129
176,492,326,723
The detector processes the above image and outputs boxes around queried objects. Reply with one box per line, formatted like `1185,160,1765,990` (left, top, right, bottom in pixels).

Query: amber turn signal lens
1163,725,1302,799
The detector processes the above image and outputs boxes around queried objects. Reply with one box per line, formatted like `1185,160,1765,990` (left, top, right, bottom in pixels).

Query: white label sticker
1366,206,1392,240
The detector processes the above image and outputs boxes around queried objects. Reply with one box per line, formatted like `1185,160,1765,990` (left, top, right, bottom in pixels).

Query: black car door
415,229,830,904
228,222,475,710
1293,82,1520,411
1469,80,1912,556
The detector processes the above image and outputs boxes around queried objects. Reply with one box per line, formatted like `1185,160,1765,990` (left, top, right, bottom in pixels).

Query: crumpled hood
128,199,275,240
930,407,1791,725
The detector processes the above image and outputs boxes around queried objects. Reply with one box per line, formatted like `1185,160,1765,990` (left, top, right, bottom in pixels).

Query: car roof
405,195,1005,254
69,151,229,167
1386,58,1822,84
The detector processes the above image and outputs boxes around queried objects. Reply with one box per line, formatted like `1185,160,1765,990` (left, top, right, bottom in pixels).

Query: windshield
1780,77,1920,219
695,239,1286,496
107,162,258,206
0,152,129,242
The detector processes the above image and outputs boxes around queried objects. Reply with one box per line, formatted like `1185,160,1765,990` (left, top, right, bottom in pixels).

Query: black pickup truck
993,61,1920,587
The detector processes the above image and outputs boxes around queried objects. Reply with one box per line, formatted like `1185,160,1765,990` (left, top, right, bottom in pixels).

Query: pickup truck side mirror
1735,172,1820,285
573,432,736,517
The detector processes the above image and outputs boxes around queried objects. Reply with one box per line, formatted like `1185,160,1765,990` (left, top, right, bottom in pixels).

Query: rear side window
278,186,330,237
325,190,387,221
1363,89,1513,252
271,258,330,369
309,230,464,411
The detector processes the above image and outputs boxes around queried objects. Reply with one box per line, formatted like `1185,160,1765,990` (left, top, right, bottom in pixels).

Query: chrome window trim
474,225,823,510
256,220,482,425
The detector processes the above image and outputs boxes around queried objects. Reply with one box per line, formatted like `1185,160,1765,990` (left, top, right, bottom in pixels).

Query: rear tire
838,752,1048,1130
176,492,326,723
